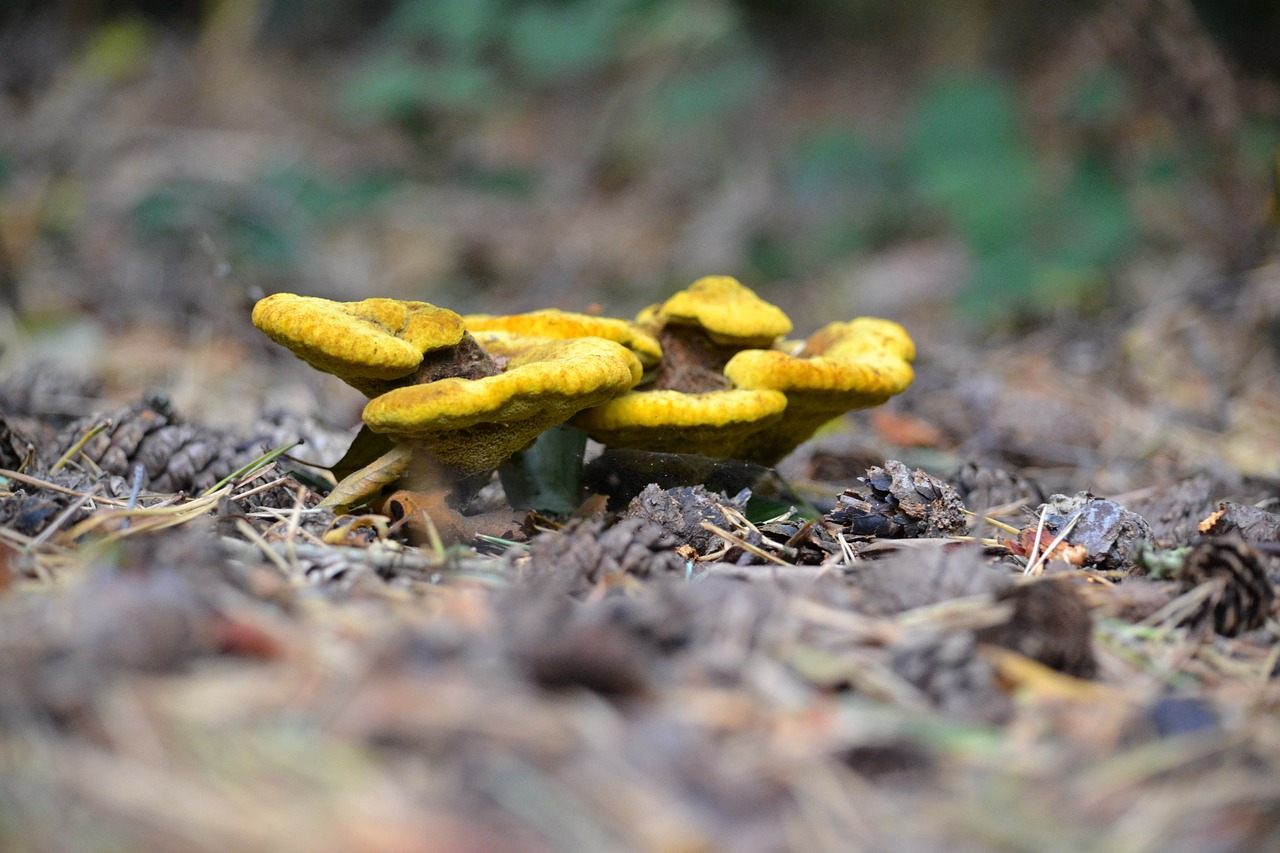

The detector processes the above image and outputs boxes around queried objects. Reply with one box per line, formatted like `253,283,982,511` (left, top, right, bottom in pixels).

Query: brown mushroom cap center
405,331,505,387
648,325,743,393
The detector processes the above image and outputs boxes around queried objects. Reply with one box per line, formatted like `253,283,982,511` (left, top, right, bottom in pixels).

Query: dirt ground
4,4,1280,852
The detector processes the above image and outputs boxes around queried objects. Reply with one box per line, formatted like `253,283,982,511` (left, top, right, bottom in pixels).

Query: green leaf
959,242,1037,324
343,56,497,122
790,127,885,202
262,166,398,223
1049,155,1134,270
498,425,588,514
908,75,1037,247
386,0,501,59
655,53,768,128
505,0,626,82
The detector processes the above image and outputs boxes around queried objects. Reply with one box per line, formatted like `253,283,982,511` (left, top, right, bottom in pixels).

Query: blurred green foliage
342,0,769,140
130,166,398,272
25,0,1261,331
751,70,1143,326
908,74,1136,323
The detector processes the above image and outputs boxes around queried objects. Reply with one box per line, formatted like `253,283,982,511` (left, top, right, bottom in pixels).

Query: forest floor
4,16,1280,853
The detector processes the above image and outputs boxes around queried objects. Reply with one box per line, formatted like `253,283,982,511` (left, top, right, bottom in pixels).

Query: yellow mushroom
364,334,643,477
576,279,915,465
644,275,792,348
573,388,788,459
569,277,799,458
252,293,469,397
724,318,916,464
464,309,663,369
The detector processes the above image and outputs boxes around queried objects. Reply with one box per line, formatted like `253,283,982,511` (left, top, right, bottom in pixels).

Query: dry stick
25,484,100,554
1142,581,1219,633
248,505,329,547
200,441,300,497
1024,504,1050,575
787,596,898,644
235,518,294,577
895,593,1015,633
0,525,37,549
700,521,794,568
59,489,228,543
119,463,146,531
0,468,130,505
284,484,306,568
836,531,857,566
720,505,794,555
1025,508,1083,576
230,475,291,502
1261,637,1280,683
960,506,1020,535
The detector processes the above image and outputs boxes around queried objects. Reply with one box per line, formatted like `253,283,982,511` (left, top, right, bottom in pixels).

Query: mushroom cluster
252,278,914,536
573,276,916,464
253,293,642,488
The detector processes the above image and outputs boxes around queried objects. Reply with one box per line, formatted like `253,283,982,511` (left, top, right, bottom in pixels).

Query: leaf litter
2,339,1280,853
4,7,1280,847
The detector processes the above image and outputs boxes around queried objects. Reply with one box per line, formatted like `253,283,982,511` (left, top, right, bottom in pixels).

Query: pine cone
0,364,101,425
975,579,1097,678
1179,537,1275,637
52,392,268,494
526,517,688,593
952,462,1043,514
828,460,967,538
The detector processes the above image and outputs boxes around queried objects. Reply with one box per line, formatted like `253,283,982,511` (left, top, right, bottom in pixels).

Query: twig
48,418,111,474
0,468,130,505
700,521,794,568
836,531,856,566
1142,581,1219,633
1025,508,1083,576
896,594,1015,633
25,484,100,554
235,518,294,577
961,506,1020,534
1024,504,1049,574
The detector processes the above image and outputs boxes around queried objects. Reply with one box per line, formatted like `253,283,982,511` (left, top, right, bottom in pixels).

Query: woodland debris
1176,536,1275,637
975,578,1098,679
827,460,967,539
523,515,687,594
1197,500,1280,544
1031,492,1153,573
53,391,269,494
890,628,1013,723
621,483,750,556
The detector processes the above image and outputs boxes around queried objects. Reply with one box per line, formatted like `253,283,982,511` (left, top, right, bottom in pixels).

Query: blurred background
1,0,1279,471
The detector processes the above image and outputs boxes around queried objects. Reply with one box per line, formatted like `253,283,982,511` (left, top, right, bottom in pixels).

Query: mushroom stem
648,326,737,393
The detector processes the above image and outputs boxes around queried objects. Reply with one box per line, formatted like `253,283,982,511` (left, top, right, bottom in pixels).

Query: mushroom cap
651,276,792,347
464,309,663,368
802,317,917,362
253,293,466,396
362,335,642,476
573,388,788,459
723,317,916,464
